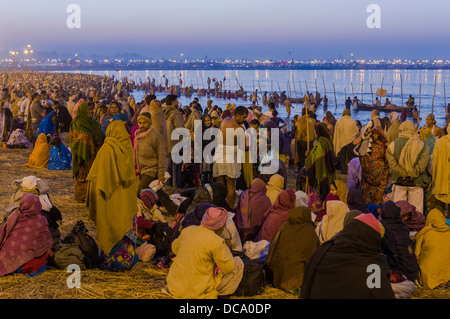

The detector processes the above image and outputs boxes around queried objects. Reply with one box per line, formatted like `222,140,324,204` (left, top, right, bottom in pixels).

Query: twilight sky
1,0,449,60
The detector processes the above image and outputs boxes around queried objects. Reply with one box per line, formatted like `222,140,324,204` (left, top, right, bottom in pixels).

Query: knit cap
201,207,228,231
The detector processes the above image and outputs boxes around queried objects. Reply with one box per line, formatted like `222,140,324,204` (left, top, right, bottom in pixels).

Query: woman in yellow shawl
86,120,138,270
266,174,285,204
25,133,50,168
414,209,450,289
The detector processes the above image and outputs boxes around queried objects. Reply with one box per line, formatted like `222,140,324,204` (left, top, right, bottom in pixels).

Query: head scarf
69,102,105,176
395,200,425,232
398,121,416,139
235,178,273,243
266,174,285,204
38,111,56,136
266,205,320,292
0,193,52,276
355,211,381,235
346,188,371,214
343,210,362,227
256,189,296,242
301,209,395,299
25,133,50,168
201,207,228,231
87,120,135,199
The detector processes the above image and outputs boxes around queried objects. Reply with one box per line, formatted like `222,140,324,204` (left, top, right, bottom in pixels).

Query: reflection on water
66,69,449,127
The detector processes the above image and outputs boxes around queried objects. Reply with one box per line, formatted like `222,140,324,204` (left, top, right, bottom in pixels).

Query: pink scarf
0,193,52,276
133,126,152,174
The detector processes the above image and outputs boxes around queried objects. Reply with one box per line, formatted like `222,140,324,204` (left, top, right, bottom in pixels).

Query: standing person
431,125,450,213
333,109,359,174
419,114,445,155
164,94,185,188
134,112,167,193
164,207,244,299
345,96,352,109
386,121,429,214
29,93,45,143
357,127,390,205
305,123,336,202
148,99,169,166
86,120,138,264
69,102,105,203
386,112,400,144
213,106,249,208
52,100,72,147
295,107,316,171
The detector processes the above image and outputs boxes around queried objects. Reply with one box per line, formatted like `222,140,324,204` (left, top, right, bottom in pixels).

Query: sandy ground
0,146,448,299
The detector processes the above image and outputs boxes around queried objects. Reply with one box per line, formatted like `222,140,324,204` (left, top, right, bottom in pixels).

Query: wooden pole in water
333,83,337,110
305,80,309,93
370,84,374,104
401,74,403,107
322,75,327,96
444,82,447,109
361,82,364,103
391,82,394,104
351,83,354,98
432,75,437,114
315,78,318,93
291,74,298,99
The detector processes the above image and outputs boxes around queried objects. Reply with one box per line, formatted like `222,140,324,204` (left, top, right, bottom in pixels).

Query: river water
71,69,450,128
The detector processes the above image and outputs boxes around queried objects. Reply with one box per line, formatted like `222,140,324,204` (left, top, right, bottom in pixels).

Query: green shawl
69,103,105,176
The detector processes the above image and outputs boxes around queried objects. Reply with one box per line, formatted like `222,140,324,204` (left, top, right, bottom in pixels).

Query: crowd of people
0,70,450,299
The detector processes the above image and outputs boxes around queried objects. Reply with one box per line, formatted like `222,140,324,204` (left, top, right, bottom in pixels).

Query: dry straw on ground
0,147,448,299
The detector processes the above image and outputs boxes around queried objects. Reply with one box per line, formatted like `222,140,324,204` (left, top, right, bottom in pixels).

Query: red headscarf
0,193,52,276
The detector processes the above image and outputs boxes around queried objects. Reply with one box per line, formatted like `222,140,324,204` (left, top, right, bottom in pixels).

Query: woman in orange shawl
25,133,50,168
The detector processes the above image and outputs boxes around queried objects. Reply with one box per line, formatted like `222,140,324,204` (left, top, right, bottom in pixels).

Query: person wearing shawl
395,200,425,234
200,114,216,185
386,120,429,214
315,200,349,243
255,189,296,242
149,99,169,165
379,201,419,284
265,206,320,294
346,188,371,215
102,111,131,134
305,122,336,202
165,207,244,299
347,157,362,192
100,100,122,127
69,102,105,202
0,193,53,277
322,111,336,137
234,178,273,243
36,111,56,137
134,112,167,193
301,213,395,299
333,109,359,174
386,112,400,144
48,136,72,170
86,120,138,258
266,174,285,205
357,126,389,205
25,133,50,168
414,209,450,289
419,114,445,154
431,125,450,210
